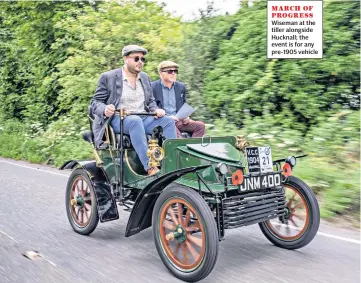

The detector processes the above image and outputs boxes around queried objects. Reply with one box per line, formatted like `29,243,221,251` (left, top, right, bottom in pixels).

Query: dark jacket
151,80,186,113
90,68,158,147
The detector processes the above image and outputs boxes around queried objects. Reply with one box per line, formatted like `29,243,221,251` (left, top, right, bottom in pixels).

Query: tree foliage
177,3,237,121
0,1,93,125
205,0,360,131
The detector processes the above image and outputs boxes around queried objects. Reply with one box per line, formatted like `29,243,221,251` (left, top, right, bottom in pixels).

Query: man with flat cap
152,61,205,138
90,45,176,176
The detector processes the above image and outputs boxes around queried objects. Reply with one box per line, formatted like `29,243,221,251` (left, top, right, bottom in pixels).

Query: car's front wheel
152,184,219,282
259,176,320,249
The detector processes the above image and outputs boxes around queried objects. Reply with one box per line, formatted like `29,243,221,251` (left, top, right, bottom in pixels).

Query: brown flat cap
158,61,179,72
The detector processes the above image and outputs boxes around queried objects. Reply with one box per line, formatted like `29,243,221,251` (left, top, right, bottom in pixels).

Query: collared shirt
120,68,145,112
161,80,177,116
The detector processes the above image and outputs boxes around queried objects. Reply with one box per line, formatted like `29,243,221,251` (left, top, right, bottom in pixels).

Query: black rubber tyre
259,176,320,250
152,184,219,282
65,168,99,235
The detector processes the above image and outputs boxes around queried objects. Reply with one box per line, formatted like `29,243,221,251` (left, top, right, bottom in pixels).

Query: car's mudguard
60,160,119,223
125,165,211,237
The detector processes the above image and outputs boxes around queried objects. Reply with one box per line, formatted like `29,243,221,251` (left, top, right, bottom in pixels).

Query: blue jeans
111,115,176,171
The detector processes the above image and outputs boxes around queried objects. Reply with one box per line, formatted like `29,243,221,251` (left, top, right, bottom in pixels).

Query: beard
127,64,141,74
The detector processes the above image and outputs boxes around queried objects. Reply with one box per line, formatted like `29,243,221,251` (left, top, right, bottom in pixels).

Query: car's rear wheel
65,168,99,235
259,176,320,249
152,184,218,282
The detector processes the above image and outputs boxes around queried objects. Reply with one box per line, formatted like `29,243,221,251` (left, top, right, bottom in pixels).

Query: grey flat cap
122,45,148,56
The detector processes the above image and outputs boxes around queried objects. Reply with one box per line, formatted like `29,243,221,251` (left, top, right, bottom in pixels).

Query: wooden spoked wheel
259,176,320,250
159,198,206,271
66,168,99,235
152,185,218,282
265,185,309,240
70,176,92,227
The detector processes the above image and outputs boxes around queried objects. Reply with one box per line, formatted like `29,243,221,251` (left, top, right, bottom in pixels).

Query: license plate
238,173,282,192
246,146,273,173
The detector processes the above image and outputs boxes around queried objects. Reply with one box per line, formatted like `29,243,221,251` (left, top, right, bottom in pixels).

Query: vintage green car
60,110,320,282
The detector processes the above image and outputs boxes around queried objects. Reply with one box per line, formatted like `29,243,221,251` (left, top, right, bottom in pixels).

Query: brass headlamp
236,135,250,155
147,139,165,167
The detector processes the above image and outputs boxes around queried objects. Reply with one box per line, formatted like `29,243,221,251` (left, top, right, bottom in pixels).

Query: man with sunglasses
90,45,176,176
152,61,205,138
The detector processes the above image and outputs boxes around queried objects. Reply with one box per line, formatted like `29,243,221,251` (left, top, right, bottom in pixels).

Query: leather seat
82,131,94,144
115,134,153,149
116,134,132,149
181,132,191,138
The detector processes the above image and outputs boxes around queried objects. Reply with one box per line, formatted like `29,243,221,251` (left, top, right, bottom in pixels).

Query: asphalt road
0,157,359,283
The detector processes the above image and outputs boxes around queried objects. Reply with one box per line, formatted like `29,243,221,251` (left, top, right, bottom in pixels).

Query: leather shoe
147,167,160,176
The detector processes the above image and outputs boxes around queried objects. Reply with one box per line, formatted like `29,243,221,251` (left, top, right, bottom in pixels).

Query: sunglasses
129,56,146,63
162,69,178,74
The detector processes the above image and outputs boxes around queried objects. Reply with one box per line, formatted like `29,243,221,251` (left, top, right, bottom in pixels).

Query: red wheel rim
158,198,206,271
266,185,309,240
70,176,92,227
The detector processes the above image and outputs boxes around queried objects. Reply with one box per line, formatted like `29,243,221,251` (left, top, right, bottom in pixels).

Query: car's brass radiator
222,189,286,229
